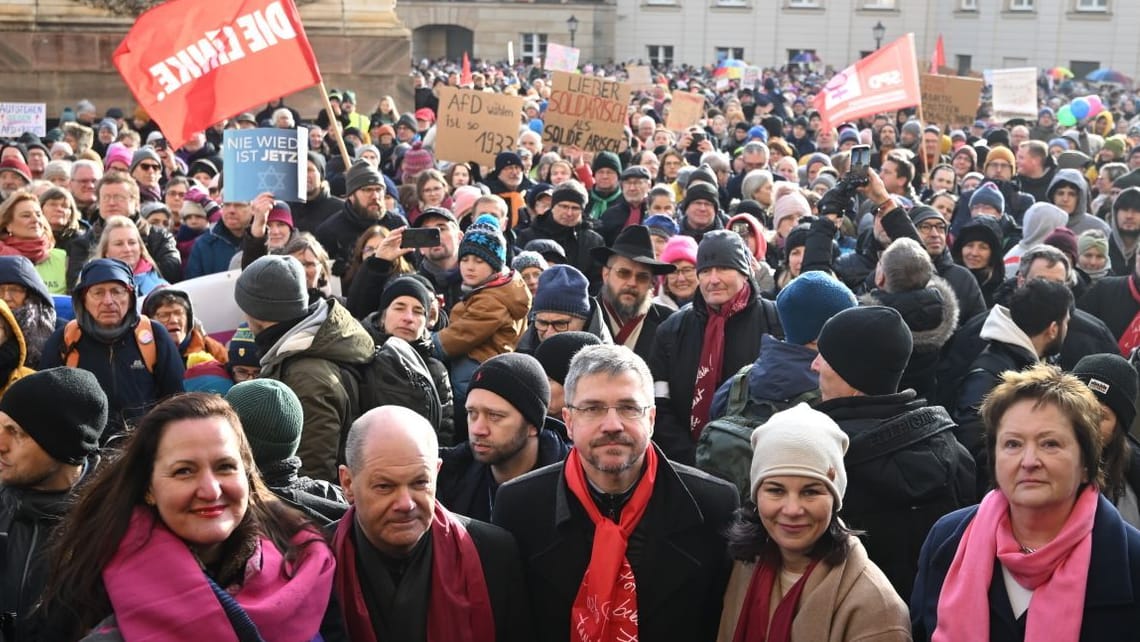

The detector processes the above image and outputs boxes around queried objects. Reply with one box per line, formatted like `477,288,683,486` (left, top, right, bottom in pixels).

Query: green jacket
260,299,374,482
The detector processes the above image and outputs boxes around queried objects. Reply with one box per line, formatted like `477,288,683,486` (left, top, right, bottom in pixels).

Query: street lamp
872,21,885,50
567,15,579,48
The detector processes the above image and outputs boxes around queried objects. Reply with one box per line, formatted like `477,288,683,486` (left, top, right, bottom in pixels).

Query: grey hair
700,151,730,174
880,237,933,293
1017,243,1072,284
741,141,770,157
740,170,773,201
564,344,654,406
43,160,72,183
1101,162,1129,184
70,159,103,180
343,406,439,473
519,129,541,145
272,108,295,128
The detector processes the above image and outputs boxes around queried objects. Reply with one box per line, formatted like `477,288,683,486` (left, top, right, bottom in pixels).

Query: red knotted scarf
563,446,659,642
332,503,495,642
732,558,820,642
1117,274,1140,356
690,283,753,440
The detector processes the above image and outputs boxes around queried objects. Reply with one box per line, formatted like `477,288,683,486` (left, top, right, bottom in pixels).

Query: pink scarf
0,235,50,263
102,508,336,642
933,486,1098,642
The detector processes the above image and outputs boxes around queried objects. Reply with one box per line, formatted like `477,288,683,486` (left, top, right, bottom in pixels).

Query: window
715,0,747,5
787,0,821,6
1076,0,1107,10
1009,0,1034,10
863,0,896,8
647,45,674,66
645,0,677,4
520,33,547,65
716,47,745,61
960,0,977,9
956,54,972,76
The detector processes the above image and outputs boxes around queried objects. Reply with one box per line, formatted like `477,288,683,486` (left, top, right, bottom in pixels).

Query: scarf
622,201,643,230
1118,274,1140,356
332,503,495,642
563,447,659,642
690,283,753,440
732,558,820,642
133,256,155,276
0,235,50,264
602,299,646,346
102,508,334,642
933,486,1098,642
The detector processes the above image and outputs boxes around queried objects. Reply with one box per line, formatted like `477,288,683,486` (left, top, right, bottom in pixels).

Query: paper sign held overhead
544,43,580,72
0,103,46,137
435,87,524,167
666,91,705,132
990,67,1038,122
920,74,983,127
542,71,631,153
223,127,308,202
626,65,653,90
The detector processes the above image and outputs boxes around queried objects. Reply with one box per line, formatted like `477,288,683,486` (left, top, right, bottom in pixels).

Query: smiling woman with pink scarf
37,394,336,642
911,364,1140,641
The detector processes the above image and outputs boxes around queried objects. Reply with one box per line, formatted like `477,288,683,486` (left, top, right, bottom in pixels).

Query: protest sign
991,67,1038,122
542,71,631,153
666,91,705,132
812,34,921,132
627,65,653,90
176,269,244,343
544,43,580,72
222,127,307,202
113,0,320,150
743,66,761,91
0,103,46,137
920,74,983,127
435,87,524,166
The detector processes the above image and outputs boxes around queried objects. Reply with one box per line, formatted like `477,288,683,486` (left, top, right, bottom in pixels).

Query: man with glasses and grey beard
591,225,675,362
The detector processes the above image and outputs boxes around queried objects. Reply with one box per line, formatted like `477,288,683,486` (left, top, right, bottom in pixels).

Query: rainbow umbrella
1047,66,1073,80
714,59,746,80
1087,68,1132,85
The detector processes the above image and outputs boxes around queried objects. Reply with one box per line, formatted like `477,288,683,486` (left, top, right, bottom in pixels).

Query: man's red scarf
1118,274,1140,356
563,446,659,642
690,283,753,440
602,299,646,346
332,503,495,642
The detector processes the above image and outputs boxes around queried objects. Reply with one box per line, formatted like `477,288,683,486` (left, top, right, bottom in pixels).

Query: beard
603,281,648,320
1118,226,1140,241
1043,332,1065,359
470,421,531,467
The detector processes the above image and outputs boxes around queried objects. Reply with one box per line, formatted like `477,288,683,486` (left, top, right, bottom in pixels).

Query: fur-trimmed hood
860,275,959,353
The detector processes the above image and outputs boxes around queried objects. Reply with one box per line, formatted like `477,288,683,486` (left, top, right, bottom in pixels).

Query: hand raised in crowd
248,192,276,238
369,226,416,262
858,167,893,212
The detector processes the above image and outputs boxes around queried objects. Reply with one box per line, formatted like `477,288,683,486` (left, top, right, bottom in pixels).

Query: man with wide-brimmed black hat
590,225,676,362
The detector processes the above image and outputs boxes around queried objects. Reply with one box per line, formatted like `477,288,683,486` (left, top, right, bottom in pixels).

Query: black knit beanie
1072,353,1139,430
534,331,603,385
379,275,435,316
468,353,550,430
817,306,913,396
0,367,108,464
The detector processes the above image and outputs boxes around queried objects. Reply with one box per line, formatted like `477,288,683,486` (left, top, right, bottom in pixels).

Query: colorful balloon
1086,95,1105,117
1071,98,1090,120
1057,105,1077,127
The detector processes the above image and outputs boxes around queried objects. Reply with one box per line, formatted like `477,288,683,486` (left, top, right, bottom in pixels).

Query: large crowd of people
1,56,1140,640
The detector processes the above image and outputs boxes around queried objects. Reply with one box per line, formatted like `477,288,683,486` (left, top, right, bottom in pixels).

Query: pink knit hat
451,185,484,219
659,235,698,265
104,142,133,171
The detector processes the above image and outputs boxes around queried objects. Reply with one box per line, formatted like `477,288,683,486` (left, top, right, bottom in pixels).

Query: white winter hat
749,403,849,509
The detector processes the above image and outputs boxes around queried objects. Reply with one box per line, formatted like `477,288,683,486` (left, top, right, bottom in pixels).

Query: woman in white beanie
717,403,911,642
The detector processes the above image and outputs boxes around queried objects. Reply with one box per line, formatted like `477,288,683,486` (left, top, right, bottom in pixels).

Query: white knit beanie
749,403,849,509
771,191,811,233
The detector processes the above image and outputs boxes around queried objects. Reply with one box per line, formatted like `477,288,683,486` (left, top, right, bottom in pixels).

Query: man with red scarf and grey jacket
646,230,782,465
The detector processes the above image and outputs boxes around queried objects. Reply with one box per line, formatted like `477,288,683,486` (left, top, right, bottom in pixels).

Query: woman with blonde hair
93,215,168,298
371,94,400,125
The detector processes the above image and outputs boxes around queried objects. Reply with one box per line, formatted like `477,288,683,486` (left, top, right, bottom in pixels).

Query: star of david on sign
258,164,287,192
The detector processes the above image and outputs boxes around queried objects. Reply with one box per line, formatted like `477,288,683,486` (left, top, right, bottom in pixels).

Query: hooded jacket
1048,168,1110,236
709,333,818,420
816,390,975,599
0,256,57,369
185,220,244,279
1109,199,1139,277
514,214,605,288
860,275,960,403
0,299,34,397
1003,202,1068,278
258,298,375,482
951,216,1006,307
433,271,530,364
140,288,227,366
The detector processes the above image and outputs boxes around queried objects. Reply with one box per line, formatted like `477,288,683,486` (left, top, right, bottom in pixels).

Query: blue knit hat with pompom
459,213,507,272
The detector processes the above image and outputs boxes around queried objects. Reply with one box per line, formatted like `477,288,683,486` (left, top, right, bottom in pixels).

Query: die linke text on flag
113,0,321,150
812,34,921,133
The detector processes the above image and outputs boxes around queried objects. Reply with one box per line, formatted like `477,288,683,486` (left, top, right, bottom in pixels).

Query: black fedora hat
590,225,676,275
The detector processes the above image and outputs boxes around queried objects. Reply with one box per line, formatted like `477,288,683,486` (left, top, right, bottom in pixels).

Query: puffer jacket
817,390,975,599
256,456,348,528
433,271,530,364
185,221,244,279
258,298,375,482
0,299,34,398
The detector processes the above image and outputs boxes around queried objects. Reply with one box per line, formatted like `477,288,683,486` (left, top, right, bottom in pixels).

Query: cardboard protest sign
743,66,761,91
813,34,921,132
222,127,307,202
920,74,983,127
990,67,1038,122
627,65,653,90
542,71,631,153
0,103,46,137
435,86,524,166
666,91,705,132
544,43,580,72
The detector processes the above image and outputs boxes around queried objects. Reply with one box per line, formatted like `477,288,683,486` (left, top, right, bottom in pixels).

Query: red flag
113,0,321,150
930,35,946,74
812,34,921,133
461,52,473,87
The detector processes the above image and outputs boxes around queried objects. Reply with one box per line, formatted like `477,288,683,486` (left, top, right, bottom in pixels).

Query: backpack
62,317,158,373
695,364,820,503
337,335,443,434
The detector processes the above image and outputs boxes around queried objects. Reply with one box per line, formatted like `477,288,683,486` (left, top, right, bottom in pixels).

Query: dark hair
1102,421,1131,503
39,393,315,637
884,154,914,184
725,501,858,567
982,363,1104,490
1009,278,1072,336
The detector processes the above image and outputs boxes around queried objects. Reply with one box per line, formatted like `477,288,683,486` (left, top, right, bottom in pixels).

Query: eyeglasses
670,266,697,278
138,163,162,172
566,404,651,421
533,317,574,332
917,222,948,234
608,266,652,284
100,194,132,203
0,285,26,298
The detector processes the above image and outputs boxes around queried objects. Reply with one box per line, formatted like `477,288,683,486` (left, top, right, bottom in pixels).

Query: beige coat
717,536,911,642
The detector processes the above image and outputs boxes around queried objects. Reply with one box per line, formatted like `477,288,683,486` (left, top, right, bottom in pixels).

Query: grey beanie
129,147,161,174
697,230,752,276
235,255,310,322
226,379,304,468
345,159,384,196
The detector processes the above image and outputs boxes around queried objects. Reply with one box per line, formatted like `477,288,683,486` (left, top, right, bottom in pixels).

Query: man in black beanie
515,180,606,287
0,367,108,640
316,158,408,281
1071,353,1140,523
437,352,570,521
812,305,974,599
288,150,344,234
679,182,726,243
534,330,603,420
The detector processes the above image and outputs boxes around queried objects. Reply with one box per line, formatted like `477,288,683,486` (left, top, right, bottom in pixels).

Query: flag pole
318,79,351,162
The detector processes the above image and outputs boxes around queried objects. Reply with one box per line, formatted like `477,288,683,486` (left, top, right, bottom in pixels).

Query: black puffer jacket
816,391,975,600
257,456,348,528
648,280,782,465
514,215,605,289
314,199,407,278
